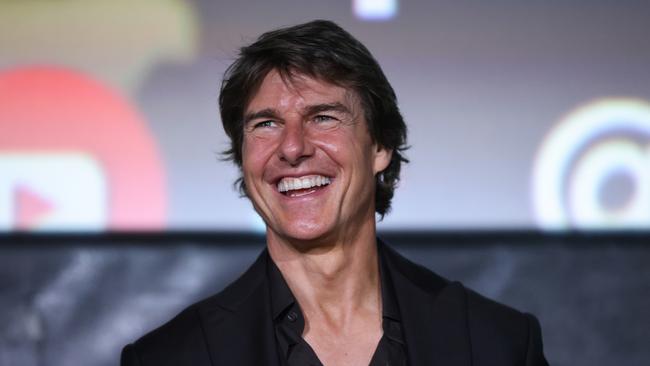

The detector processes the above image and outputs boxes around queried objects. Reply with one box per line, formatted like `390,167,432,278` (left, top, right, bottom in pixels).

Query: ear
373,145,393,175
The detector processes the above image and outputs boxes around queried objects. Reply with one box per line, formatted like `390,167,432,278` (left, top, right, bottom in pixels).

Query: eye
314,115,334,122
253,120,276,129
310,114,342,131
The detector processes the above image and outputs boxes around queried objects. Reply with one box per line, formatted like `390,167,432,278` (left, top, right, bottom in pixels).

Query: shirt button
287,311,298,322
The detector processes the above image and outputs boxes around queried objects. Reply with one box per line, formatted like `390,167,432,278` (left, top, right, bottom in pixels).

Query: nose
277,122,314,165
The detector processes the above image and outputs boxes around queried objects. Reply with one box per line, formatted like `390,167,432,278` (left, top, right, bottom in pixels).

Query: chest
303,328,383,366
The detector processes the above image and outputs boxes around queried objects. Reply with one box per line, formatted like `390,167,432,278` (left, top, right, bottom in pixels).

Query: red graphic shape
15,186,55,229
0,67,166,230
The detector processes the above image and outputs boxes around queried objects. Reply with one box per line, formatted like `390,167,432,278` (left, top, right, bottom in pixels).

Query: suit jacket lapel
198,250,281,366
381,242,472,366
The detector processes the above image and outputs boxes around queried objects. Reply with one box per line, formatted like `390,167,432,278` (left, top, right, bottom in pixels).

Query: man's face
241,70,391,244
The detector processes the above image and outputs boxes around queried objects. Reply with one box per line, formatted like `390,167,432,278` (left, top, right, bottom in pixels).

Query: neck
267,218,381,330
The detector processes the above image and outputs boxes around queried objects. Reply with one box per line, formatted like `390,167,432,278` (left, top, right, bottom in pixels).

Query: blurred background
1,0,649,365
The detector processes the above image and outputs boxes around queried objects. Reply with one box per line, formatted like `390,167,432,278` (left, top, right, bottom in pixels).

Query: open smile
276,175,332,197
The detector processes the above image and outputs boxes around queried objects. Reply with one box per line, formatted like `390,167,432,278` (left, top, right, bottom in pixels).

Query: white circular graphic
532,98,650,230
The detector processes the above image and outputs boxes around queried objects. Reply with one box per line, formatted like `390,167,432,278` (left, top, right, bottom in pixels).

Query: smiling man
121,20,548,366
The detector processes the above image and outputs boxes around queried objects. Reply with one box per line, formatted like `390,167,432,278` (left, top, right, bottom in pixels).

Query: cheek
242,136,277,177
312,129,375,171
310,127,361,155
241,139,261,177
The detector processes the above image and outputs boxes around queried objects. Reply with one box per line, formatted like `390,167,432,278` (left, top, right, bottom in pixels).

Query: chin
271,220,335,245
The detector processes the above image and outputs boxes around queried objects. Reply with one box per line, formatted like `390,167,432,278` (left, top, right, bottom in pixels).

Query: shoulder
380,240,548,365
121,250,270,366
121,297,217,366
463,287,542,361
381,239,536,325
463,287,548,365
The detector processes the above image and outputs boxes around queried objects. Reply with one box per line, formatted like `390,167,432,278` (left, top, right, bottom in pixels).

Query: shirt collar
378,244,401,322
267,253,297,321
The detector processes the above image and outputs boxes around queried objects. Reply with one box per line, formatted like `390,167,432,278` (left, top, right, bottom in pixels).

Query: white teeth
277,175,331,193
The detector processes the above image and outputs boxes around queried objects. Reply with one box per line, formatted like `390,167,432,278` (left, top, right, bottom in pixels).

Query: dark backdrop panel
0,233,648,366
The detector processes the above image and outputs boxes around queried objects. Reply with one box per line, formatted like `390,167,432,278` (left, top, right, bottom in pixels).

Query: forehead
245,70,360,113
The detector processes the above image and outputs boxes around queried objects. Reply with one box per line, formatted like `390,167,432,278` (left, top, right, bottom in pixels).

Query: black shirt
267,254,407,366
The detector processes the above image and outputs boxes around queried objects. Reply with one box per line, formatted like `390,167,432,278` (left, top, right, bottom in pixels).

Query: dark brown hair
219,20,408,216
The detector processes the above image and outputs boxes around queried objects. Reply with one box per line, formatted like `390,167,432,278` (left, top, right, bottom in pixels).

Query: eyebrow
243,108,280,125
303,102,352,117
243,102,353,125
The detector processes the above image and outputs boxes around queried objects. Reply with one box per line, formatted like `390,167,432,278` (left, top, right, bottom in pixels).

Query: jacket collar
379,240,472,366
197,249,281,366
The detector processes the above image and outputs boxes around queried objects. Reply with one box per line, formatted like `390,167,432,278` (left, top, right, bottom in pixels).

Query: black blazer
121,242,549,365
